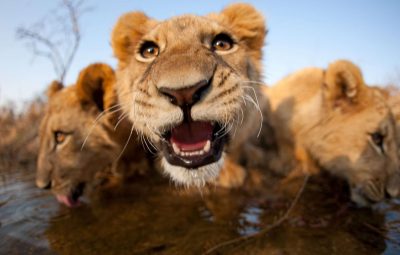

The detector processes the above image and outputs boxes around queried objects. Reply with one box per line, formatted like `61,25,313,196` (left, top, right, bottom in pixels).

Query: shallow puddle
1,164,400,255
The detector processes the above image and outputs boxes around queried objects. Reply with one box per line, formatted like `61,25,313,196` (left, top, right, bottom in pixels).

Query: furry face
111,4,267,186
36,63,142,207
265,60,400,206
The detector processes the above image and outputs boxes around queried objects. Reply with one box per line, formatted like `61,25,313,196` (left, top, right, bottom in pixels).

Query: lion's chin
161,155,224,187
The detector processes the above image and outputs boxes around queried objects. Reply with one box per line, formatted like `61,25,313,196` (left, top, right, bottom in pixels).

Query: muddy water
1,166,400,255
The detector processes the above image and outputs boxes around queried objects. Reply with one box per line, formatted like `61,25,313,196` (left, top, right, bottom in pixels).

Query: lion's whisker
144,134,157,154
244,94,263,137
242,83,267,134
243,90,264,137
144,125,159,153
114,113,129,131
81,104,128,150
222,124,233,138
137,131,151,154
232,115,241,138
139,134,152,154
222,121,234,138
116,122,135,162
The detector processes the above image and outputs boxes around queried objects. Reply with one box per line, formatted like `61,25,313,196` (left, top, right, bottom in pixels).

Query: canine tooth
199,150,205,155
172,143,180,154
204,140,211,153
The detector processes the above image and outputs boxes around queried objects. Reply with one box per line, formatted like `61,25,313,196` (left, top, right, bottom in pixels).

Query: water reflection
0,166,400,254
0,168,58,254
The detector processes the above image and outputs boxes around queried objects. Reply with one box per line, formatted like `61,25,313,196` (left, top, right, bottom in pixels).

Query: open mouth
55,182,85,208
161,121,228,169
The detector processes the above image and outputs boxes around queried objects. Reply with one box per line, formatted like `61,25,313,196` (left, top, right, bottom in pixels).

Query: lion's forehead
46,87,92,126
356,94,390,118
163,15,218,30
375,102,390,115
49,87,79,109
150,15,223,41
364,106,390,124
44,105,92,134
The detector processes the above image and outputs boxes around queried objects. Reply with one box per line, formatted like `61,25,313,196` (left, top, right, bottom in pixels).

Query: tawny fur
111,3,270,188
387,91,400,160
36,63,150,199
263,60,400,206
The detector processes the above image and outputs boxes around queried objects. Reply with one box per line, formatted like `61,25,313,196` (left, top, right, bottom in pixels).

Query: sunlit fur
263,60,400,206
111,3,269,187
388,92,400,156
36,63,149,199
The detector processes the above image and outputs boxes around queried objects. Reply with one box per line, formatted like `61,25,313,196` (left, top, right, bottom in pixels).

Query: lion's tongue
56,195,80,208
170,121,213,151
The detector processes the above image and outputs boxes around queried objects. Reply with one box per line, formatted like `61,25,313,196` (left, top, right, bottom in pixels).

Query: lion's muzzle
158,77,228,169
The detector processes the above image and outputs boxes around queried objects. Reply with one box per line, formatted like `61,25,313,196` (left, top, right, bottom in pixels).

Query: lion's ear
212,3,267,61
323,60,366,107
76,63,116,112
46,80,63,98
111,12,157,68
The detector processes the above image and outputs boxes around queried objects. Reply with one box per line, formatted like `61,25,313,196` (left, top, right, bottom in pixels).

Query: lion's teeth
204,140,211,153
173,140,211,157
172,143,180,154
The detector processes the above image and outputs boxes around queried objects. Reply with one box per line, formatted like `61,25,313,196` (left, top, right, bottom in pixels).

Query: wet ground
1,164,400,255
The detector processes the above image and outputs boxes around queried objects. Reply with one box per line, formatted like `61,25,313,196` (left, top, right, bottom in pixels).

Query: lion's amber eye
139,41,159,59
54,131,67,144
370,132,385,152
212,33,234,52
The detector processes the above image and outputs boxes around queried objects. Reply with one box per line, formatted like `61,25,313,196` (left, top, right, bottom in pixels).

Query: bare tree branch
16,0,90,83
60,0,81,82
16,28,64,78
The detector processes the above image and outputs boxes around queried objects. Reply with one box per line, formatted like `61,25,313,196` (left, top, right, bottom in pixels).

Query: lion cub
36,63,150,207
264,60,400,206
110,3,269,188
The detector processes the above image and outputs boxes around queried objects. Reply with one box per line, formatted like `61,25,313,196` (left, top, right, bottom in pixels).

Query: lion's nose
386,172,400,198
36,179,52,190
159,79,210,107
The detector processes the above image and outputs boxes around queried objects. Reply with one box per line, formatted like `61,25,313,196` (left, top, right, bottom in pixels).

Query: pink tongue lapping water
170,121,213,151
56,195,80,208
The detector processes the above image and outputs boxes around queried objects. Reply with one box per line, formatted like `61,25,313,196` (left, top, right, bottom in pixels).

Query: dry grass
0,99,44,170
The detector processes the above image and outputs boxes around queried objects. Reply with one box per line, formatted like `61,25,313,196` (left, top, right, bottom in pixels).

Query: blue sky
1,0,400,104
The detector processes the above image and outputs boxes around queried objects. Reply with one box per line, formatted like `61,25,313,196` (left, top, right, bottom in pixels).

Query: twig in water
362,222,400,246
203,174,310,255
